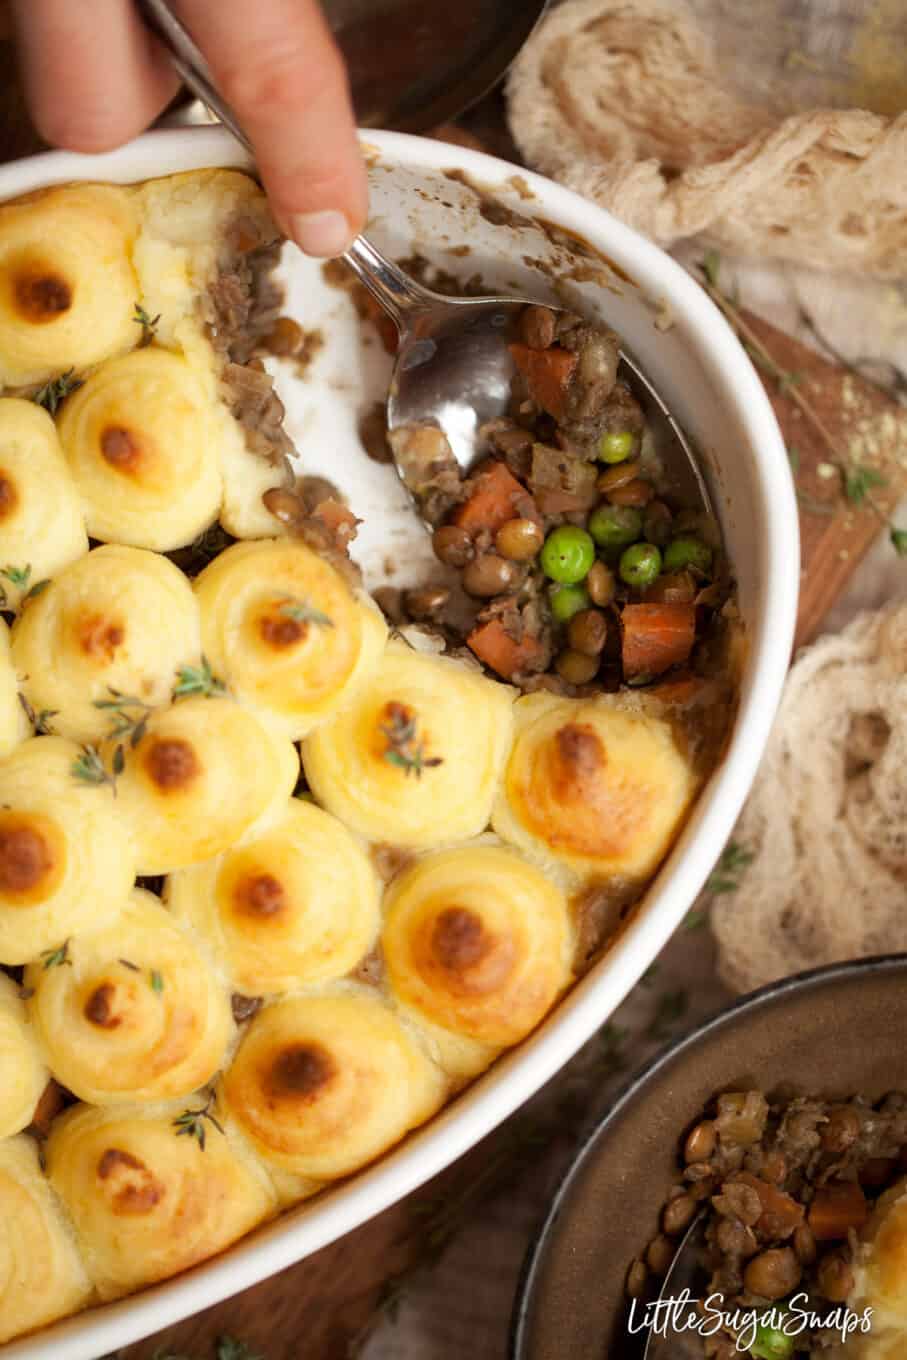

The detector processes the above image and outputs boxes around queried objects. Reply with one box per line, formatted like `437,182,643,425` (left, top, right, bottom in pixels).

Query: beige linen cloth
506,0,907,278
364,5,907,1356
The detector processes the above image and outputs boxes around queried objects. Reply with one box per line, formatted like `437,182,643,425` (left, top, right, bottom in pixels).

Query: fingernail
289,210,353,258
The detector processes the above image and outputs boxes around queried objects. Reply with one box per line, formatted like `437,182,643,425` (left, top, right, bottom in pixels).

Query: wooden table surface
1,28,905,1360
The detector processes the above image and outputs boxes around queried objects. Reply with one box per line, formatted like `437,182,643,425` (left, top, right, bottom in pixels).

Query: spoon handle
136,0,437,331
136,0,245,146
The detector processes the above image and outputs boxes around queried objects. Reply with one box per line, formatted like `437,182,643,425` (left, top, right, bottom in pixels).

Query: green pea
540,526,595,585
750,1315,795,1360
663,535,713,575
588,504,643,553
598,430,635,464
549,584,590,623
619,542,662,588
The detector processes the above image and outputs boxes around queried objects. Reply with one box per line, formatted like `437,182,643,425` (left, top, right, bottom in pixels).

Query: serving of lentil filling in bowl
512,958,907,1360
0,127,796,1359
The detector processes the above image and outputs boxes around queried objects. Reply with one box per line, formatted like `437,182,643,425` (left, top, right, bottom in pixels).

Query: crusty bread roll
302,642,514,849
0,399,88,608
46,1098,277,1301
25,889,233,1105
0,616,29,757
195,539,387,740
0,971,48,1138
12,544,201,744
492,693,697,886
0,1135,93,1343
166,798,380,996
115,695,299,875
56,347,223,551
382,844,572,1078
0,183,138,388
0,736,136,965
221,989,445,1180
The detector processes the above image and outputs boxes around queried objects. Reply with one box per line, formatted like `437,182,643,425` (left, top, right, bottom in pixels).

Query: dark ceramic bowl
511,955,907,1360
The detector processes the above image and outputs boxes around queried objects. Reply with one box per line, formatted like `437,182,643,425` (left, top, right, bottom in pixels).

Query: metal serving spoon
138,0,710,518
642,1212,710,1360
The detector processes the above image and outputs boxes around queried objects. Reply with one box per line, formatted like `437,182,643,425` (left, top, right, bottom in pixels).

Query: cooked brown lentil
631,1087,907,1355
554,649,599,686
462,554,519,598
566,608,608,657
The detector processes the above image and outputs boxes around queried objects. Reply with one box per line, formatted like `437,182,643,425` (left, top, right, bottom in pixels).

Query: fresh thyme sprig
645,987,689,1043
133,302,161,347
380,703,443,779
173,657,226,700
0,565,30,590
684,839,755,929
0,564,50,612
92,687,155,746
278,597,334,629
216,1340,262,1360
146,1336,260,1360
40,938,71,970
172,1088,224,1151
71,743,121,792
17,692,58,735
706,840,755,895
32,368,82,415
697,255,906,556
798,305,907,407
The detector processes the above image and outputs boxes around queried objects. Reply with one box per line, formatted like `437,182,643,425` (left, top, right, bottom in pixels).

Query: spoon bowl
138,0,712,524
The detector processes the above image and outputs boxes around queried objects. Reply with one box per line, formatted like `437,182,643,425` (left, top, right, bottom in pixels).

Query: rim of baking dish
0,126,798,1360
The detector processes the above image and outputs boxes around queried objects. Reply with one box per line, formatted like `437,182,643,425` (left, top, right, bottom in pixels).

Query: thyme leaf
150,969,164,994
0,563,31,590
133,302,161,347
216,1340,262,1360
172,1088,224,1151
40,938,71,970
0,565,48,613
380,702,443,779
17,692,58,735
891,528,907,557
278,597,334,629
23,578,50,606
93,688,154,746
645,987,689,1043
71,743,118,792
173,657,226,700
700,249,721,289
705,840,754,896
844,465,887,506
33,369,82,415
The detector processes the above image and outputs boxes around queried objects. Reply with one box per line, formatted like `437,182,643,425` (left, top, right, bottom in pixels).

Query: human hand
10,0,368,256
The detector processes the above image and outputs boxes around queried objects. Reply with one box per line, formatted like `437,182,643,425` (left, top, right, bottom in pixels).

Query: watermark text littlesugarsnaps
627,1290,874,1352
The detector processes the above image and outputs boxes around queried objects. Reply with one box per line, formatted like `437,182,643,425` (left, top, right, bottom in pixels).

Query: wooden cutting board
0,39,905,1360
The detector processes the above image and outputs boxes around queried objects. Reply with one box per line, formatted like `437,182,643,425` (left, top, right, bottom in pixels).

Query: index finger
175,0,368,257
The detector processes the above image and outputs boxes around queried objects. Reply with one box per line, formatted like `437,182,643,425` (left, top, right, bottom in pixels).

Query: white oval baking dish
0,126,798,1359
